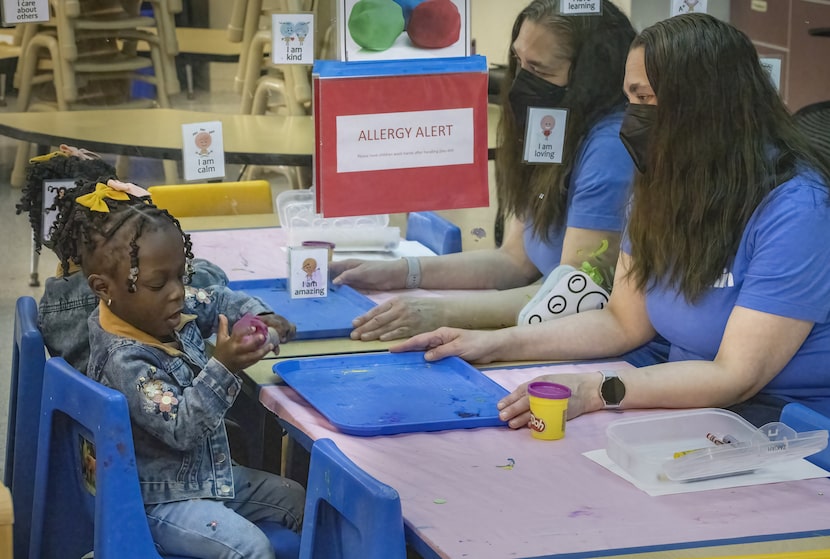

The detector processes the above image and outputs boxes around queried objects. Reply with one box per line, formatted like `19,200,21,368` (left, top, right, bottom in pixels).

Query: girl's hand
212,314,273,373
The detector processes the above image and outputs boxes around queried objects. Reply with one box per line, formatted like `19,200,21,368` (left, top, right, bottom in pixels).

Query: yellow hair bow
29,151,68,164
75,182,130,213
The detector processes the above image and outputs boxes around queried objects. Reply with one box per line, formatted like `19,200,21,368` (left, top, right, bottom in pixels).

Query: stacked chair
10,0,182,188
229,0,331,187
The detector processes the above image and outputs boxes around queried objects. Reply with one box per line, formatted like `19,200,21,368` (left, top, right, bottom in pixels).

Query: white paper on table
584,448,830,497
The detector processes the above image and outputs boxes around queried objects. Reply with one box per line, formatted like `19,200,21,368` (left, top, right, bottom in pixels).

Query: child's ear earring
107,298,112,307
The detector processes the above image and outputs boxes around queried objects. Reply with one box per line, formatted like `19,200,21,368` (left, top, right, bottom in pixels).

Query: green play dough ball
348,0,405,51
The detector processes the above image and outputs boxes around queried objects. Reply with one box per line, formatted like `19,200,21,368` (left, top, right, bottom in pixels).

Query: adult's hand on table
330,258,407,291
351,296,447,341
497,372,602,429
390,327,503,364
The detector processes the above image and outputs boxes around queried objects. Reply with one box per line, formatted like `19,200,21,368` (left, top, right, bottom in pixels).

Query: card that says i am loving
288,247,329,299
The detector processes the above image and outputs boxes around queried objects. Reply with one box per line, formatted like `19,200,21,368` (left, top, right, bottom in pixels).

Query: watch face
602,376,625,405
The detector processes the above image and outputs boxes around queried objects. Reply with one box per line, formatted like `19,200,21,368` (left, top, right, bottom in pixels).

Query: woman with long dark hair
395,14,830,427
331,0,638,343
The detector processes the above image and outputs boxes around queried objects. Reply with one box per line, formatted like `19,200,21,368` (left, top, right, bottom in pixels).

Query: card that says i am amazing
288,247,329,299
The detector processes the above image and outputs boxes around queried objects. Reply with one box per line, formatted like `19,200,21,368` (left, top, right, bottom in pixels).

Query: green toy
348,0,405,51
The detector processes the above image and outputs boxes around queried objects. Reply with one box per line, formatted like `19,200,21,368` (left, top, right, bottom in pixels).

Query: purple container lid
302,240,336,250
528,381,571,400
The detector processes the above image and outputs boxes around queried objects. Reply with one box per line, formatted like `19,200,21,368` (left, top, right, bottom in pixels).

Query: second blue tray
273,352,509,436
228,278,375,340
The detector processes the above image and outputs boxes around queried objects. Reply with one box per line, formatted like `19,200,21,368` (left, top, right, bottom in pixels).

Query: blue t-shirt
624,172,830,415
523,112,634,276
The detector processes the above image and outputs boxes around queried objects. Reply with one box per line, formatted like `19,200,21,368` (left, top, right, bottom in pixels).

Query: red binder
313,56,490,217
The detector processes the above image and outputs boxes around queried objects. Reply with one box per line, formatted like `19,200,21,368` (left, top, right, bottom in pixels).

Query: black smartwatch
600,370,626,409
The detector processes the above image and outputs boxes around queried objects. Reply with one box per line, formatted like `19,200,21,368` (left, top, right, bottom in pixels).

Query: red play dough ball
407,0,461,49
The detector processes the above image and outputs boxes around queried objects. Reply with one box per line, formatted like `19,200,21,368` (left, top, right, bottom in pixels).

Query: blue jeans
145,465,304,559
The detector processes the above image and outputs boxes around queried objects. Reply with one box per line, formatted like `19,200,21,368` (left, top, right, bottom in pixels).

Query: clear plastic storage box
276,189,400,251
606,408,828,482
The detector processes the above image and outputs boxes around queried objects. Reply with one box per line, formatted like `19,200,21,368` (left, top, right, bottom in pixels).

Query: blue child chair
406,211,462,255
28,357,300,559
299,438,407,559
780,402,830,470
4,296,46,559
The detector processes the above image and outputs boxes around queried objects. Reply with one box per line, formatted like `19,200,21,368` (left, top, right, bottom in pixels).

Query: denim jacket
38,258,229,373
38,270,99,372
86,284,270,505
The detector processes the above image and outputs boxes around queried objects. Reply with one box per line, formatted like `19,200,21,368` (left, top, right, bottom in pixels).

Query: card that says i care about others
288,247,329,299
2,0,48,24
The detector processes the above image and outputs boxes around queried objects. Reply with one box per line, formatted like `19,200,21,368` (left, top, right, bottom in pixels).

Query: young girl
18,147,229,372
50,179,303,558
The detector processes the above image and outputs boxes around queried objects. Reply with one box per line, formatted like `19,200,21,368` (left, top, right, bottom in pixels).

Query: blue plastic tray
227,278,375,340
273,352,509,436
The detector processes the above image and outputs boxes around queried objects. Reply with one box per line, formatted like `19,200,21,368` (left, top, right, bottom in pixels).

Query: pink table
188,226,478,307
259,361,830,559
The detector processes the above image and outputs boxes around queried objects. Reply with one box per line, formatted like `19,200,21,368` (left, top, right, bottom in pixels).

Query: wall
731,0,830,111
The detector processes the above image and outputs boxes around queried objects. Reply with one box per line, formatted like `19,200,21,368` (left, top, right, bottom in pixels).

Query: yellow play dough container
528,381,571,440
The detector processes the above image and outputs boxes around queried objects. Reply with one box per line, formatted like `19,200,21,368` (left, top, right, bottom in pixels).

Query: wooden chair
9,1,179,188
147,180,274,217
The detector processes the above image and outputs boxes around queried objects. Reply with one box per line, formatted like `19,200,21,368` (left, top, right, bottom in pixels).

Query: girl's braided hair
49,178,195,293
15,153,117,253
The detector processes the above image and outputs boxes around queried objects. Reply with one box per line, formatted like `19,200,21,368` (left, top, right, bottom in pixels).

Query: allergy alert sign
313,56,489,217
336,108,473,173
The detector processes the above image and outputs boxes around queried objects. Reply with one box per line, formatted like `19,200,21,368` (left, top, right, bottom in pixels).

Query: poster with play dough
337,0,470,62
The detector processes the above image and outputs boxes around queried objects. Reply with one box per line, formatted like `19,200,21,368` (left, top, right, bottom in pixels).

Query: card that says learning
559,0,602,15
288,247,329,299
523,107,568,165
181,121,226,181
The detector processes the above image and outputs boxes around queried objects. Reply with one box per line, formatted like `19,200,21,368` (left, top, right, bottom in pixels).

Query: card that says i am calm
288,247,329,299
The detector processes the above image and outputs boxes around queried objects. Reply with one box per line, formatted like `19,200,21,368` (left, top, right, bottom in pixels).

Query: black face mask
619,104,657,174
508,69,568,137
